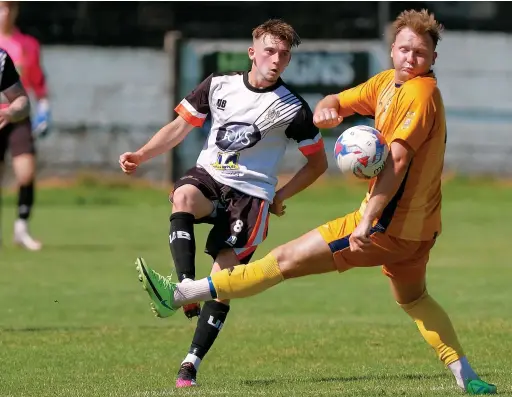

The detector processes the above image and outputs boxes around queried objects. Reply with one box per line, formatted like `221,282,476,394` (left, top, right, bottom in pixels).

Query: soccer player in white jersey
119,19,328,388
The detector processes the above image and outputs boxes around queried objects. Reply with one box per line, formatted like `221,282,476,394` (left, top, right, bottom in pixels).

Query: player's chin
400,69,420,81
265,77,279,84
266,70,280,81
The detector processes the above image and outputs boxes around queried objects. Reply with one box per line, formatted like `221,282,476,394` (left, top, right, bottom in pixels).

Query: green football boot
135,257,177,318
466,379,497,395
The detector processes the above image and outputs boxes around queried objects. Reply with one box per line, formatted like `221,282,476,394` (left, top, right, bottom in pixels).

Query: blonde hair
392,9,444,48
252,19,301,48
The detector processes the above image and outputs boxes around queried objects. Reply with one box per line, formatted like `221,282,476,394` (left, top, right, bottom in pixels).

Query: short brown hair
392,9,444,48
252,19,301,48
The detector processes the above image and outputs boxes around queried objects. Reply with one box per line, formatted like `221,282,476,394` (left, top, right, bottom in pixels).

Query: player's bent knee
172,185,213,217
15,172,35,186
272,242,314,279
12,154,36,185
271,243,297,278
390,277,427,305
273,230,335,279
171,185,200,210
398,289,429,312
212,249,240,274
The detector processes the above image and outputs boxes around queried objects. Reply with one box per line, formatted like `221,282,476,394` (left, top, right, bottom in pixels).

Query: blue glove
32,99,51,139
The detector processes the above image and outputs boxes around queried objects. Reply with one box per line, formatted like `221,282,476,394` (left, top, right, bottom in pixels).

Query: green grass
0,177,511,396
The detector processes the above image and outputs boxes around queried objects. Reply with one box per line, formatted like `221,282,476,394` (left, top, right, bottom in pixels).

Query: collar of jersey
243,71,283,93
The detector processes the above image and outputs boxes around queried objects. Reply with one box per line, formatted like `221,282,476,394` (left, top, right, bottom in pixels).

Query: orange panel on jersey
299,138,325,156
175,103,206,128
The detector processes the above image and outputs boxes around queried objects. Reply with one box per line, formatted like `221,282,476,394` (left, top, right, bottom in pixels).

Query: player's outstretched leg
393,279,497,395
136,229,336,312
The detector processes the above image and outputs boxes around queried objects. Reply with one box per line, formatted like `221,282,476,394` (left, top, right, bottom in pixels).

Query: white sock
14,219,28,234
448,356,479,390
173,278,214,307
182,353,201,370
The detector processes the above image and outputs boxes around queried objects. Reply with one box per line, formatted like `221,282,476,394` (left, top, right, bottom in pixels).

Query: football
334,125,389,179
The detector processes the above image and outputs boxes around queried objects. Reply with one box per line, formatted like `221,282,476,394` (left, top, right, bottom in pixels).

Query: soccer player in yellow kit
136,9,496,395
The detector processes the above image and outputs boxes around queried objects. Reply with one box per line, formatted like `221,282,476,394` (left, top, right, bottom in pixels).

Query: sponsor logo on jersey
215,122,261,151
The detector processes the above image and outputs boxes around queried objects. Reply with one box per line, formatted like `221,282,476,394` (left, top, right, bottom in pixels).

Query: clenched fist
313,108,343,129
119,152,143,175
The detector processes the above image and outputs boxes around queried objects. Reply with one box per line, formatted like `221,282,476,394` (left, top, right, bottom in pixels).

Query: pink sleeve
25,36,48,99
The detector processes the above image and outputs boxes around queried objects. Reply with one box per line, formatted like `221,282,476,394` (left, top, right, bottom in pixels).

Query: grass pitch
1,177,511,396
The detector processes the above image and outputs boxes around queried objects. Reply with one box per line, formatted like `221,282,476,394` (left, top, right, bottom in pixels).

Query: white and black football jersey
175,71,324,202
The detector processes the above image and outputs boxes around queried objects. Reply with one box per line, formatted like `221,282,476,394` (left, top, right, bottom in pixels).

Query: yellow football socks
400,290,464,365
211,253,284,300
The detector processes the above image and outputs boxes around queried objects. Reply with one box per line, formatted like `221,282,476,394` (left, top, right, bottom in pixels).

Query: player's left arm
1,82,30,128
273,102,328,216
26,37,51,138
0,52,30,128
358,140,413,225
350,88,435,252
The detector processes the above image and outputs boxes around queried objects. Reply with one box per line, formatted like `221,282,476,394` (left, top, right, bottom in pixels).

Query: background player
0,1,51,250
135,10,496,395
120,19,328,388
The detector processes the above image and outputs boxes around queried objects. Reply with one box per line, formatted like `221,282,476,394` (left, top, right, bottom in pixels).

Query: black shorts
0,119,35,163
171,166,270,264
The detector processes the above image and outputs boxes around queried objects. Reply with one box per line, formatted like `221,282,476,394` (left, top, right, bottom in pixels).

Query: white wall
436,31,512,175
35,46,172,182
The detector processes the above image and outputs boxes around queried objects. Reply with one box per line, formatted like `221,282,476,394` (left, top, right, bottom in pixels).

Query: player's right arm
119,116,194,175
313,70,393,129
119,74,213,175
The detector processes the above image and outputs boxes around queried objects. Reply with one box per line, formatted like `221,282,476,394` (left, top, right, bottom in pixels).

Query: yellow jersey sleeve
337,70,393,118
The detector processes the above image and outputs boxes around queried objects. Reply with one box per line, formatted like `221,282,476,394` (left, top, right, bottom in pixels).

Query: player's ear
432,51,437,66
248,46,255,61
390,43,394,59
